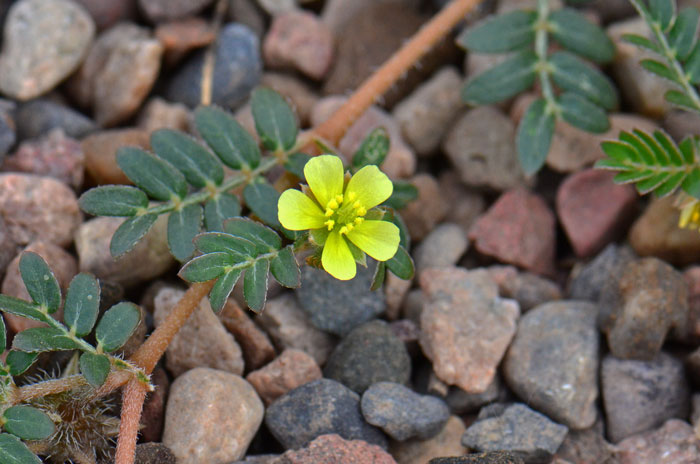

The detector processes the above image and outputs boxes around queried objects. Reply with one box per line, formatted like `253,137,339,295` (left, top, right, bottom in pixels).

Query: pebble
429,453,524,464
419,267,519,393
601,352,690,443
0,173,81,248
141,366,169,443
263,11,334,80
255,295,333,366
390,415,467,464
567,243,636,302
324,320,411,393
74,0,137,30
134,442,176,464
14,100,96,141
393,66,463,157
68,23,163,126
554,421,615,464
227,0,266,40
256,0,297,16
139,0,214,22
0,216,18,281
265,378,387,450
361,382,449,441
504,301,600,429
280,434,397,464
614,419,700,464
154,287,244,377
321,0,420,33
246,349,321,406
0,0,95,100
681,266,700,342
166,23,261,109
488,266,562,312
3,129,84,189
607,18,674,116
384,273,413,320
461,403,568,464
443,106,528,191
154,17,216,66
296,263,386,336
1,241,77,334
599,257,687,360
629,196,700,267
442,375,504,415
137,98,191,134
469,189,556,276
311,96,416,180
75,216,174,288
219,299,275,371
261,73,318,127
0,103,15,162
438,172,485,233
584,0,635,23
414,223,469,277
556,169,637,257
400,174,449,242
163,367,263,463
81,128,150,185
663,109,700,142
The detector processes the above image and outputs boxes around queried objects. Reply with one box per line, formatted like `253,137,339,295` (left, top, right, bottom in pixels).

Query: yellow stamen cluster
322,192,367,235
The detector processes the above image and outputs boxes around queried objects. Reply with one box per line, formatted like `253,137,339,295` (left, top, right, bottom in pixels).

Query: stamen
345,223,354,232
335,195,344,204
356,206,366,216
325,208,334,217
339,226,348,235
354,217,364,225
327,199,339,209
347,191,357,202
324,219,335,231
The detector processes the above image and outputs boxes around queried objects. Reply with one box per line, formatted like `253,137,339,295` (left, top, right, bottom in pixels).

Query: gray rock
296,263,386,336
166,23,261,109
444,375,504,415
567,244,636,302
265,378,387,450
324,320,411,394
442,106,528,191
461,403,568,464
599,257,687,360
14,100,96,141
504,301,600,430
0,102,15,162
361,382,449,441
390,415,468,463
0,0,95,100
488,266,561,312
601,352,690,443
554,420,615,464
414,223,469,276
139,0,214,22
429,452,524,464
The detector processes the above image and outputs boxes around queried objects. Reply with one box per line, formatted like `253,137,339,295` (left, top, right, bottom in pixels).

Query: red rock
615,419,700,464
246,349,322,405
400,174,448,241
469,189,556,276
557,169,637,258
155,17,216,66
264,11,334,81
82,128,149,185
219,299,276,371
281,434,397,464
3,129,84,189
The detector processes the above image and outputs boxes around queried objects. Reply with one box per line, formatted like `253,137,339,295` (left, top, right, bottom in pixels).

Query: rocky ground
0,0,700,463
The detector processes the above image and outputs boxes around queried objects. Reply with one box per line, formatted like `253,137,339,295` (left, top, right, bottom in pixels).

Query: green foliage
457,0,617,174
351,127,390,171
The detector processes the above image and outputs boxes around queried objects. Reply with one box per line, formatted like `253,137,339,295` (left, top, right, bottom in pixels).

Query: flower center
323,191,366,235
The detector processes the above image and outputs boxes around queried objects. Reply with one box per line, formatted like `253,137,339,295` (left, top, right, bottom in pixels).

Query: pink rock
264,11,334,81
281,434,397,464
469,188,556,276
557,169,637,258
219,298,276,371
246,349,322,406
155,17,216,66
400,174,448,242
615,419,700,464
3,129,84,189
681,267,700,341
82,128,149,185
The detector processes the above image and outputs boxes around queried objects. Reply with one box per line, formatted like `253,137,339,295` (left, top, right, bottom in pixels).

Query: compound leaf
549,8,615,63
270,246,300,288
558,92,610,133
223,217,281,252
243,180,281,229
12,328,80,353
0,296,46,324
0,433,41,464
649,0,675,30
549,51,618,110
386,245,414,280
194,232,257,261
6,351,37,376
179,252,235,282
383,181,418,210
208,268,242,313
352,127,390,171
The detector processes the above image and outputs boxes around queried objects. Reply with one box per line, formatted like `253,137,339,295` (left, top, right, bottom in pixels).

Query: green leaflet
95,302,141,353
516,98,555,175
194,106,261,170
549,8,615,64
167,204,203,262
251,87,298,152
549,51,618,110
462,51,537,104
150,129,224,188
116,147,187,201
351,127,390,171
78,185,148,217
457,10,537,53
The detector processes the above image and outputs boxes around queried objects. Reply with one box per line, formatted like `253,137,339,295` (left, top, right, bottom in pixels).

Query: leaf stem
535,0,557,112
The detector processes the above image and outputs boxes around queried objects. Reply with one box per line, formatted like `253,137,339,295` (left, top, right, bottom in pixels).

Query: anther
354,217,364,225
327,199,339,209
324,219,335,230
339,226,348,235
335,195,344,204
325,208,334,217
347,191,357,202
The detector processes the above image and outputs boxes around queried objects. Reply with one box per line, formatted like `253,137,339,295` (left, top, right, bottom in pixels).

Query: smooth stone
487,266,561,312
137,98,191,134
361,382,449,441
442,375,504,415
663,109,700,142
681,266,700,342
615,419,700,464
556,169,637,257
81,128,149,185
75,216,174,288
154,287,244,377
599,257,687,360
461,403,568,464
321,0,420,33
3,129,84,189
0,173,80,248
0,0,94,100
469,189,556,276
255,0,297,16
74,0,137,30
567,243,636,302
393,66,464,157
163,367,263,463
255,293,334,365
419,267,519,393
0,103,15,162
601,352,690,443
219,298,276,371
324,320,411,394
0,215,19,282
553,421,615,464
246,349,322,406
138,0,214,22
14,100,96,141
438,171,486,233
166,23,261,110
384,273,413,321
279,434,397,464
265,378,387,450
400,174,449,242
414,223,469,277
154,17,216,66
443,106,528,191
504,301,600,429
390,416,468,464
296,263,385,336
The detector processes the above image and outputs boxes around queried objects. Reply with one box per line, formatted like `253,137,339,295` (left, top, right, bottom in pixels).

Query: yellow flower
278,155,400,280
677,192,700,230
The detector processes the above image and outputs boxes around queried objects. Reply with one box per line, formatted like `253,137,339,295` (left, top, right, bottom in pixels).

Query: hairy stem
114,378,148,464
312,0,483,146
14,375,87,403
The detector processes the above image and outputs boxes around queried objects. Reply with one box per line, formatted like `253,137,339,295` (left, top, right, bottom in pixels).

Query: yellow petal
304,155,345,208
322,230,356,280
345,165,393,209
346,220,400,261
278,189,326,230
